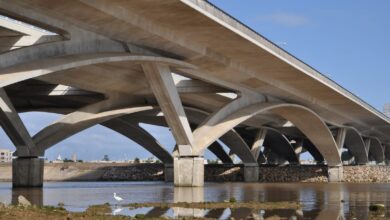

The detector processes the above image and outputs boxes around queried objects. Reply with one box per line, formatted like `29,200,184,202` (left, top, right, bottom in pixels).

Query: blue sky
1,1,389,161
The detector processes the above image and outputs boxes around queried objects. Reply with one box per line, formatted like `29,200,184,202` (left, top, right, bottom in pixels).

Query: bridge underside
0,0,389,187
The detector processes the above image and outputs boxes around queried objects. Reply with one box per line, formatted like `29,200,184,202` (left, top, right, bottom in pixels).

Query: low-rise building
52,154,64,163
0,149,13,163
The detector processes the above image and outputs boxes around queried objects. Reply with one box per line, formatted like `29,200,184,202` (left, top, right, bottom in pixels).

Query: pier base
243,164,259,182
164,164,173,182
328,166,344,182
174,157,204,187
12,157,44,187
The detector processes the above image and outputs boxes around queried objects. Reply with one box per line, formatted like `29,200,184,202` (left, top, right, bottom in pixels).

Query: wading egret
113,193,124,203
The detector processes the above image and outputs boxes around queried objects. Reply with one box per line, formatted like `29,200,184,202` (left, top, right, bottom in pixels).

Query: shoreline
1,162,389,183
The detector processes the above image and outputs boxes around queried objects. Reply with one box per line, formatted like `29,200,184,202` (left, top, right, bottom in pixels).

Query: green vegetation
229,197,237,203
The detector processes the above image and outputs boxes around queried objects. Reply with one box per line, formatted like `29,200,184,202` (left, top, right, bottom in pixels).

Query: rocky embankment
0,163,389,182
0,163,165,182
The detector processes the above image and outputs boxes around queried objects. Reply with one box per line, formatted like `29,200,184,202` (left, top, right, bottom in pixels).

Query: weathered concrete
0,0,389,188
343,127,369,164
164,164,173,182
142,63,194,156
368,138,385,163
263,128,299,164
12,157,44,187
173,187,204,218
243,164,259,182
174,157,204,187
327,166,344,182
193,102,342,166
0,88,35,156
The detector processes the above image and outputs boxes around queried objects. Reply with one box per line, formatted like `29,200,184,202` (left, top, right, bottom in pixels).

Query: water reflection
173,187,204,218
1,182,390,219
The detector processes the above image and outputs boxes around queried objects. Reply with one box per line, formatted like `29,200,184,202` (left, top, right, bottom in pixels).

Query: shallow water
0,181,389,219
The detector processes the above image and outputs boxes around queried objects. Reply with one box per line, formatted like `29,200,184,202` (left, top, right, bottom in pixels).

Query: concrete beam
0,88,35,156
368,137,385,163
142,63,194,156
132,107,258,164
101,119,173,164
343,127,369,164
193,102,342,166
336,127,347,151
250,128,267,160
208,142,233,164
32,99,155,154
0,53,195,88
193,94,264,153
263,128,299,164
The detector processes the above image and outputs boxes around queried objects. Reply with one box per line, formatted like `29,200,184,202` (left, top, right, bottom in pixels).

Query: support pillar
243,163,259,182
327,166,343,182
164,164,173,182
12,157,44,187
174,157,204,187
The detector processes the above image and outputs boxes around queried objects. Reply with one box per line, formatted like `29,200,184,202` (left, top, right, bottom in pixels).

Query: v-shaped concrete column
0,88,35,156
251,128,267,161
142,63,203,186
142,63,194,154
0,89,44,187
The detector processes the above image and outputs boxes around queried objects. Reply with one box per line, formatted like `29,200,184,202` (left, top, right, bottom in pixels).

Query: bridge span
0,0,389,187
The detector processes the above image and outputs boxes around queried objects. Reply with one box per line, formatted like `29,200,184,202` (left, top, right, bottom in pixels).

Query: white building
52,154,64,163
0,149,13,163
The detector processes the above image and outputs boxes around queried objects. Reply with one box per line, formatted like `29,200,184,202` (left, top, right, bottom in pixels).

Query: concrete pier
327,166,344,182
174,157,204,187
12,157,44,187
164,164,174,182
243,164,259,182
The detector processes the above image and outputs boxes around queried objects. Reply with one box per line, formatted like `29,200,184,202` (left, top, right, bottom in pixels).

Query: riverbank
0,200,301,220
0,163,389,183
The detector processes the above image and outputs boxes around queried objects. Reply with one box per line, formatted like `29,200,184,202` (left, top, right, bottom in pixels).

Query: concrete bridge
0,0,389,187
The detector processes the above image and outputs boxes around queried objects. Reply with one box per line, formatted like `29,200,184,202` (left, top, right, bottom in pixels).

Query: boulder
18,195,31,207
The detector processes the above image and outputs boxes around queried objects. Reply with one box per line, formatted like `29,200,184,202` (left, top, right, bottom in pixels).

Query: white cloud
257,12,309,27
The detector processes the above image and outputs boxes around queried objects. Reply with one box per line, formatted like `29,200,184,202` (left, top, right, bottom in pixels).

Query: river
0,181,388,219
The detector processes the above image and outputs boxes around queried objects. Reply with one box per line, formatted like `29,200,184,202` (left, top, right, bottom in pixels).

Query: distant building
0,149,13,163
52,154,64,163
384,103,390,117
71,153,77,162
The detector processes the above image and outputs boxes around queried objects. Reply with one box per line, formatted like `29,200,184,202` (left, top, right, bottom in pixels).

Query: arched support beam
299,139,325,163
343,127,369,165
101,119,173,164
31,99,156,155
0,53,195,88
219,130,257,164
130,107,257,164
263,128,299,164
249,128,267,163
20,108,174,165
184,107,257,164
368,137,385,164
207,142,233,164
193,102,342,166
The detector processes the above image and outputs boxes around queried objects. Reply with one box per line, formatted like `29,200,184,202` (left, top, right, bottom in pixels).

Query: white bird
113,192,124,203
